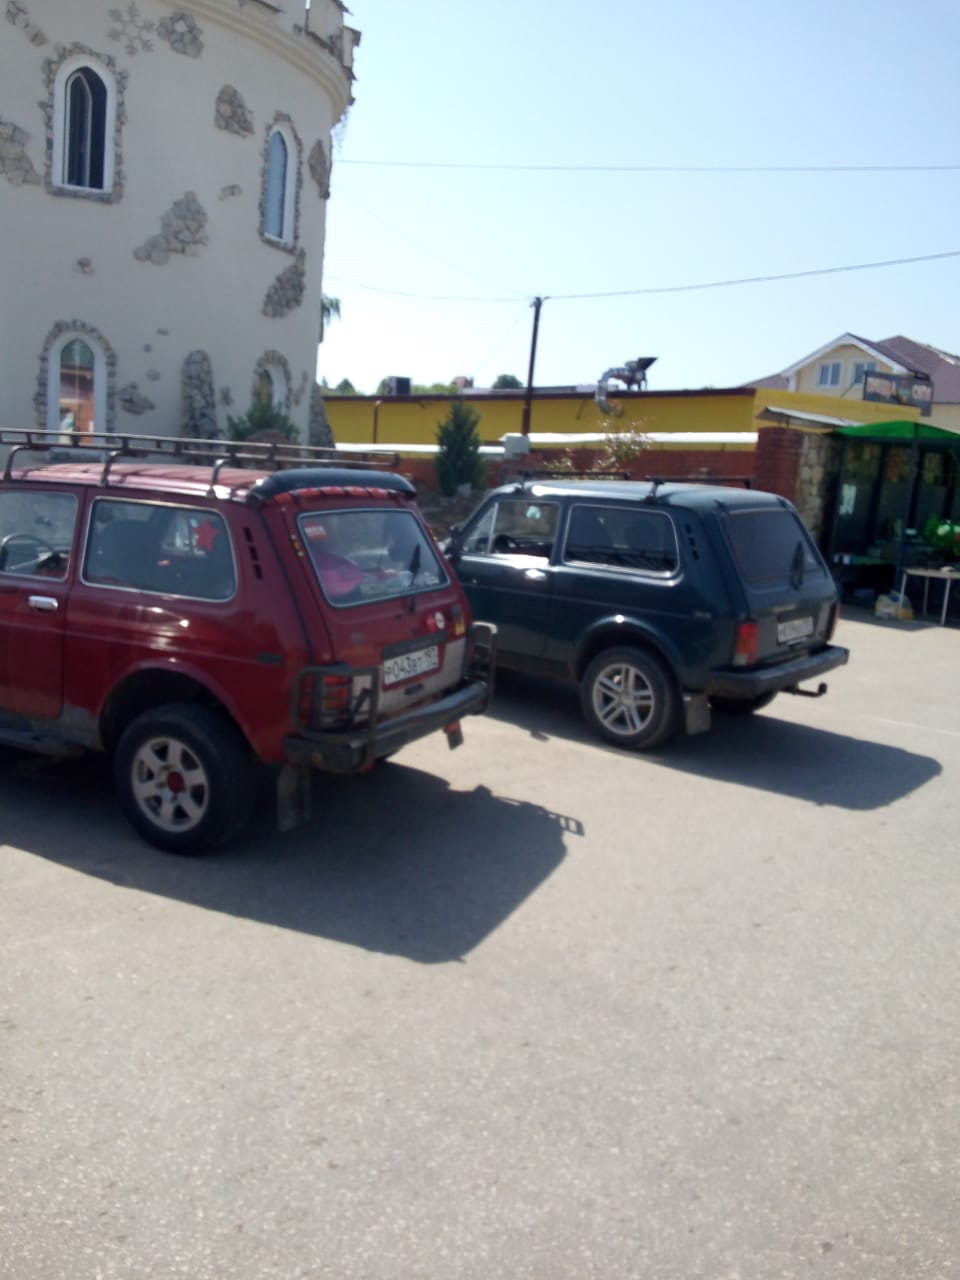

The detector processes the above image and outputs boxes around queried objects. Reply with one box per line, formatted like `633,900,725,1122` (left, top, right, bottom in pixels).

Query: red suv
0,432,495,854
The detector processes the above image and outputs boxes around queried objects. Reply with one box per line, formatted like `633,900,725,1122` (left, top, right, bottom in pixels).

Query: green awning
835,419,959,442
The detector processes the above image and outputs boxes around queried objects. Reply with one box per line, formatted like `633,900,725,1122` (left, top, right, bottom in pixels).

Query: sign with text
862,371,933,417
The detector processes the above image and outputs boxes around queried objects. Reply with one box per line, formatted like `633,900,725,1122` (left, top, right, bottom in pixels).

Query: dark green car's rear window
723,508,827,585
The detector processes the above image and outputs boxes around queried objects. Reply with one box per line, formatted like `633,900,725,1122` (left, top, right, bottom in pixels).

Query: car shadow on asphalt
0,749,580,964
487,671,941,811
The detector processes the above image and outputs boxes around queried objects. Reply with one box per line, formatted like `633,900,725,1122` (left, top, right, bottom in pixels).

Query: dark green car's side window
563,505,679,574
462,499,560,559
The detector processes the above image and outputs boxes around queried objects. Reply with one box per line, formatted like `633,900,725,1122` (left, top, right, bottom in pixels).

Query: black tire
709,691,778,716
580,646,680,750
114,703,256,854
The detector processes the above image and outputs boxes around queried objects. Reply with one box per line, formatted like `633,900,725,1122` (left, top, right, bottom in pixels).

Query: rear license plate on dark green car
777,616,814,644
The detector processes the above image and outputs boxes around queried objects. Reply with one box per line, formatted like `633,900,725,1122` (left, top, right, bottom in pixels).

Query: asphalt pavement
1,608,958,1279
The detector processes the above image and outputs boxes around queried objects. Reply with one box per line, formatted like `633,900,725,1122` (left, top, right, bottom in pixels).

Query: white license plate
777,616,814,644
382,645,440,686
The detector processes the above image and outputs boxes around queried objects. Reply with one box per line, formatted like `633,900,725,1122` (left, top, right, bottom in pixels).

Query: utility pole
520,295,543,436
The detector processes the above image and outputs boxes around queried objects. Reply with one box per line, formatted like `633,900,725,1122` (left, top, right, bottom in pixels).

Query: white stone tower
0,0,358,442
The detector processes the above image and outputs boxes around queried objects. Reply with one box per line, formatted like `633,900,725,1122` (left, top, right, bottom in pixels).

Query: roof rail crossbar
517,468,631,482
0,428,404,489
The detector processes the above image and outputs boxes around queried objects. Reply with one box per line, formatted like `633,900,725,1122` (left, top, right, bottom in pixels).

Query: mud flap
683,692,711,736
277,763,312,832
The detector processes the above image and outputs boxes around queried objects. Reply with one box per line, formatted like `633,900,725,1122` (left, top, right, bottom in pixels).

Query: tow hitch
788,682,828,699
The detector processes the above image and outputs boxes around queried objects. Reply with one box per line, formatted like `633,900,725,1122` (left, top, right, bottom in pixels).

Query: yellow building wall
323,385,922,447
750,387,922,429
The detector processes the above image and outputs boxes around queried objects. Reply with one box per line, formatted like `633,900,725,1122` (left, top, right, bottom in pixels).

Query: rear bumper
703,643,850,699
284,622,496,773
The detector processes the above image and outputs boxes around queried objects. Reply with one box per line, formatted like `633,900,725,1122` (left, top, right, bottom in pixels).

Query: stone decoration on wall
156,11,203,57
309,382,335,448
74,258,94,273
181,350,219,438
34,319,117,431
40,44,128,202
291,370,309,407
794,432,840,543
215,85,254,136
107,3,155,56
134,191,208,264
262,249,306,317
0,119,41,186
6,1,47,45
118,382,155,414
308,139,330,199
219,184,242,200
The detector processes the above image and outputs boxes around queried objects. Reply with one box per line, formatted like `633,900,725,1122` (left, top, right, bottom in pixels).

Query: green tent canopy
835,419,959,443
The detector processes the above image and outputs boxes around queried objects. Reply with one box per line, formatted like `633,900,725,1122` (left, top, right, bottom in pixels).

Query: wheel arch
99,667,247,755
574,619,682,689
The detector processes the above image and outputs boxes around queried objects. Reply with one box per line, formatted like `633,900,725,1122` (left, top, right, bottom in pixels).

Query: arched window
261,121,299,246
52,58,117,194
254,358,290,412
59,339,95,432
45,331,109,435
264,130,289,240
66,68,106,188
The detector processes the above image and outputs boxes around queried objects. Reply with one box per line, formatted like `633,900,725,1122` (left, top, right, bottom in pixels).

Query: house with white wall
0,0,357,443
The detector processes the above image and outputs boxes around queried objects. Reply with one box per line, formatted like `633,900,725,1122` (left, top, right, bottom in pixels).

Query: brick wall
753,427,803,503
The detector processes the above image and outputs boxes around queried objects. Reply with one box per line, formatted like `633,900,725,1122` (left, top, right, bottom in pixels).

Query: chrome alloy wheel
590,660,656,738
580,646,680,751
130,734,210,834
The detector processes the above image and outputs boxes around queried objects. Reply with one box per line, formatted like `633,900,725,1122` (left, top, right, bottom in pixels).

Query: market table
899,565,960,625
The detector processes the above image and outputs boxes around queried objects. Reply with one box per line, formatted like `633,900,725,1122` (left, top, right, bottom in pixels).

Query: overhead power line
326,249,960,305
549,250,960,300
340,159,960,174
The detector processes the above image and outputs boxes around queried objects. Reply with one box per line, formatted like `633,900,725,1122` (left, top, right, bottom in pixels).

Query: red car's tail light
297,671,364,732
319,673,353,727
733,620,758,667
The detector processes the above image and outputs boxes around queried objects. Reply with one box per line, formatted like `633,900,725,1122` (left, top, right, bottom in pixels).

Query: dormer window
817,361,841,388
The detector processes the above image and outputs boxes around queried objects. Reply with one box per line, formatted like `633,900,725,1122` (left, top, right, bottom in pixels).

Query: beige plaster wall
0,0,354,439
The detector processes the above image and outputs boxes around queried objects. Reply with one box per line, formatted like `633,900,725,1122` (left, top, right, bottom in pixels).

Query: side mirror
443,526,462,563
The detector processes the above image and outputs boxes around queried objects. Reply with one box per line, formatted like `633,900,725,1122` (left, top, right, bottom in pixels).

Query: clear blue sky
316,0,960,396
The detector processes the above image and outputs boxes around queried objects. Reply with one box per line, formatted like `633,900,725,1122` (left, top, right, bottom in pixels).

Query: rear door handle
28,595,59,612
524,568,548,582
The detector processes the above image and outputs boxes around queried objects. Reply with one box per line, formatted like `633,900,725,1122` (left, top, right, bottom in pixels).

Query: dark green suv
446,478,849,750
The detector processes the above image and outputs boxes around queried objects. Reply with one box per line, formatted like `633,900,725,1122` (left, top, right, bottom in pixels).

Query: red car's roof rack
0,429,399,489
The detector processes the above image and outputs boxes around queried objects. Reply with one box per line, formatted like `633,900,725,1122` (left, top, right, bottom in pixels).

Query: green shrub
435,400,485,496
226,399,299,443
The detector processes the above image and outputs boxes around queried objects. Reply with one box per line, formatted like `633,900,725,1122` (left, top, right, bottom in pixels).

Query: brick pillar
753,426,804,502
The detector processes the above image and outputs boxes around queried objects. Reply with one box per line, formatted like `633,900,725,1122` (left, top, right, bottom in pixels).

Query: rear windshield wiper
790,540,805,589
406,543,421,611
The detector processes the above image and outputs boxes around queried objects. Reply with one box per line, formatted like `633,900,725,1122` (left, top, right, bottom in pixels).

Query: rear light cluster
421,603,465,639
732,620,759,667
296,670,372,732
